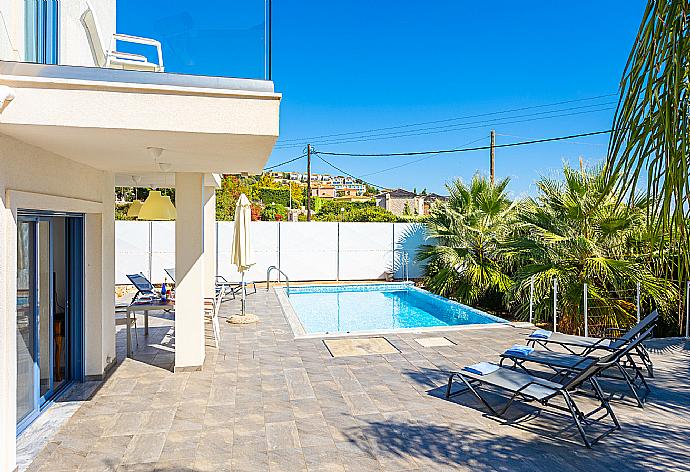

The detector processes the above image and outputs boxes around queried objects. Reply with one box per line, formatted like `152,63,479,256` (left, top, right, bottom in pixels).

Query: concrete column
203,186,216,298
83,172,115,378
175,173,205,370
84,212,103,377
0,179,17,472
101,172,116,374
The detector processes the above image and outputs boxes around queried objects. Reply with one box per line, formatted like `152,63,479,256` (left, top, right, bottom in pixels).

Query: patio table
125,299,174,357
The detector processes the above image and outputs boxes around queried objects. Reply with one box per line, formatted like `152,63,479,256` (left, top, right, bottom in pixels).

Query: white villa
0,1,279,470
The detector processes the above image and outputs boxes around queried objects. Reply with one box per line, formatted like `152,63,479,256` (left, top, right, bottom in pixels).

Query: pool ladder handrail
266,266,290,296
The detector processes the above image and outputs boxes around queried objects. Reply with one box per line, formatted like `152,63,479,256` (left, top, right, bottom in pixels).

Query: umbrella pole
241,272,246,316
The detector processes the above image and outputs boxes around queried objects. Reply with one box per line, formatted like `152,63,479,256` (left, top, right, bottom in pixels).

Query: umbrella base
227,313,259,324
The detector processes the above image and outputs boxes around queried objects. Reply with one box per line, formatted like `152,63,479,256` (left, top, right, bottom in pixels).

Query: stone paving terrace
22,287,690,471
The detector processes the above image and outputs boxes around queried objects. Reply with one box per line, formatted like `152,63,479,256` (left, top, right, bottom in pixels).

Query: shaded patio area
22,288,690,471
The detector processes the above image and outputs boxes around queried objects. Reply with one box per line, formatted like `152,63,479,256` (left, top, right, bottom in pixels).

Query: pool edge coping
275,286,307,336
274,284,533,340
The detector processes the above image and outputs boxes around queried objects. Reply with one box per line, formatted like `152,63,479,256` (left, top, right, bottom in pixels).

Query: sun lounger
216,275,257,298
526,310,658,377
445,347,629,447
164,269,241,302
502,326,655,407
126,272,159,303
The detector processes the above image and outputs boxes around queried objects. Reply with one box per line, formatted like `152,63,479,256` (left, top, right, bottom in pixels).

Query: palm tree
417,175,516,310
507,164,676,334
605,0,690,330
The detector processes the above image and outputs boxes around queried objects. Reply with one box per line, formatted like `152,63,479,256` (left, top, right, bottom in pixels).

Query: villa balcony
0,61,280,175
0,0,279,175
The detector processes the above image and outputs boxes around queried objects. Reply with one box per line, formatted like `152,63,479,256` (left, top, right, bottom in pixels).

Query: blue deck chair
126,273,159,303
164,269,237,301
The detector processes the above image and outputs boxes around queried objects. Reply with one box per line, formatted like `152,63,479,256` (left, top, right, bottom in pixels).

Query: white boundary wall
116,221,429,284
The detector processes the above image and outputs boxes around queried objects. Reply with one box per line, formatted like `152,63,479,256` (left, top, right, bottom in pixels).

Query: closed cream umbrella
228,194,258,324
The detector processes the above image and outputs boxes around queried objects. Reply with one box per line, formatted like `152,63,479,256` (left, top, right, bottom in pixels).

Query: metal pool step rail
266,266,290,296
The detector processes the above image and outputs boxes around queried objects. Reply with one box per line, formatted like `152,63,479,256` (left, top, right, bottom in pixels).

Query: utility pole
490,129,495,185
306,144,312,221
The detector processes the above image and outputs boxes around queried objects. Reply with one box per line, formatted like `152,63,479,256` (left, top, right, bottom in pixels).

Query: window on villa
24,0,59,64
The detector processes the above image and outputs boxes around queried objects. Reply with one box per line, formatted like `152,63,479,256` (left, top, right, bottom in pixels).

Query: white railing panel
150,222,175,283
217,221,279,282
115,221,430,284
338,223,394,280
280,222,338,281
115,221,150,284
393,223,428,279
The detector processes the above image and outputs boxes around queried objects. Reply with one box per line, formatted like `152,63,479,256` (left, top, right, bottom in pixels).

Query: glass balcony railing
0,0,271,81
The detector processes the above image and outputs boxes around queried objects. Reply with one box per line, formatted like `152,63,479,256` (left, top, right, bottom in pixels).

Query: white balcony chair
81,1,164,72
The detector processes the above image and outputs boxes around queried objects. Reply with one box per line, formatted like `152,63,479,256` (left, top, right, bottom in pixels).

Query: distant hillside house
311,185,336,198
337,187,362,197
375,188,423,216
375,189,447,216
423,192,448,214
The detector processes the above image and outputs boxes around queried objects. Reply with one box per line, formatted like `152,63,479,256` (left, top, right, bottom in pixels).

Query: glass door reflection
16,221,36,424
37,220,52,400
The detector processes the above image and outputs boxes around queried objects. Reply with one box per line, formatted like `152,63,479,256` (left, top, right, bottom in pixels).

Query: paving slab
18,289,690,472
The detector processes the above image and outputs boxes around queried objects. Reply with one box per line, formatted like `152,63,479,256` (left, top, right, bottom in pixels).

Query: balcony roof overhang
114,172,222,189
0,61,281,176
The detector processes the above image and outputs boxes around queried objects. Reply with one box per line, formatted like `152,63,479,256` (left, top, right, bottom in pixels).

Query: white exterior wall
0,0,22,61
117,221,430,284
0,0,116,65
59,0,116,67
0,134,115,472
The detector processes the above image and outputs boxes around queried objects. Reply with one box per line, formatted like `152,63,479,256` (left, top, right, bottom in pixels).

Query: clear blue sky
119,1,646,197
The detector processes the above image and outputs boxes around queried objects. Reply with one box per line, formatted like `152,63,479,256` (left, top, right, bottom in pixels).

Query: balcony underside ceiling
0,64,281,175
0,123,277,174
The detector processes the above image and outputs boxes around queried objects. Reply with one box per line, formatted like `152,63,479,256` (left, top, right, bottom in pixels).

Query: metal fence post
148,221,153,282
636,281,641,323
529,275,534,324
277,222,281,284
686,280,689,338
584,282,588,337
553,277,558,332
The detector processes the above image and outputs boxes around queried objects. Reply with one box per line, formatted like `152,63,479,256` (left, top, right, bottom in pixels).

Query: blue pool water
285,283,507,334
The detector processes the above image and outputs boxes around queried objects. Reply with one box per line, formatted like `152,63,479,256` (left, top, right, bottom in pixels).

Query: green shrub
115,203,136,220
261,203,288,221
314,204,397,222
258,187,291,207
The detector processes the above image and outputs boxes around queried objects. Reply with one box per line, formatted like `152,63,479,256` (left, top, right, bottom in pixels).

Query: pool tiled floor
21,287,690,471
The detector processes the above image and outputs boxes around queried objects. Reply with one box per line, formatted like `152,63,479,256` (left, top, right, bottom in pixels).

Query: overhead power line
263,153,307,171
316,129,613,158
360,136,489,178
495,132,605,147
314,153,386,189
274,104,615,149
276,93,618,144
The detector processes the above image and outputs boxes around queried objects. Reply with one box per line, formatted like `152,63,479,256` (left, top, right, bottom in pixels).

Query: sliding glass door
16,220,36,425
16,213,83,433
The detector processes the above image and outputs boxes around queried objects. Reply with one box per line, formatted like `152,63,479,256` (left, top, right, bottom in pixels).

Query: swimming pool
279,283,507,335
